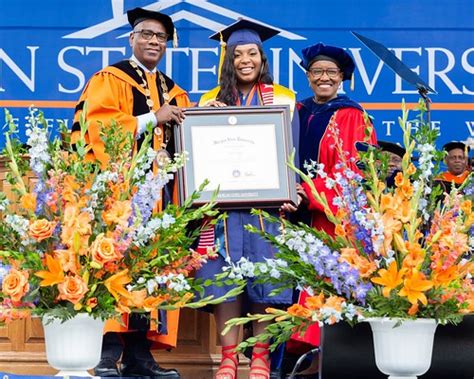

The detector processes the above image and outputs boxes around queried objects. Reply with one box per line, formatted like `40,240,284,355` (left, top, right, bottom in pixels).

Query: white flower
5,214,30,235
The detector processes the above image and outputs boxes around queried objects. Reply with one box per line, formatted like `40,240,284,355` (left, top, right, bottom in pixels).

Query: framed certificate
174,105,297,209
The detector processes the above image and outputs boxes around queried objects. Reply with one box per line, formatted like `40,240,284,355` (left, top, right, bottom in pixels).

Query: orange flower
29,219,57,242
53,249,78,274
406,163,416,175
286,304,312,319
20,193,37,212
60,204,91,245
381,212,402,253
371,261,406,297
62,175,80,204
394,172,405,187
408,303,419,316
90,233,122,267
57,275,88,304
305,293,325,310
401,242,425,270
432,266,459,288
324,296,345,312
104,269,132,301
398,182,414,199
128,289,147,308
2,268,30,302
399,270,434,305
35,254,65,286
394,199,414,223
86,297,98,309
340,248,377,278
334,224,346,237
143,295,167,312
380,193,398,213
460,200,472,215
103,200,132,227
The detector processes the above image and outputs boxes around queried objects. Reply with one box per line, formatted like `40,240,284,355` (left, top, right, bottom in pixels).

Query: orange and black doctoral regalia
71,59,190,349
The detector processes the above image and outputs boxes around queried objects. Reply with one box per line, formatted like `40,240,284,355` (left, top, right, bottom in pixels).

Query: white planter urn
366,318,437,379
42,313,105,377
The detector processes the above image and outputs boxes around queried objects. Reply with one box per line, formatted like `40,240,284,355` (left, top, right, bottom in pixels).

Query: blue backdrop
1,0,473,149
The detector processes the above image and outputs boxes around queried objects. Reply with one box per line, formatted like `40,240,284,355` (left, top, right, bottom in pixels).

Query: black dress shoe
121,360,180,378
94,358,121,377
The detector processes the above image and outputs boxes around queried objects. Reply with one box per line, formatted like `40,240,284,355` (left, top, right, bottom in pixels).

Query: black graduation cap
378,140,406,158
209,18,280,47
127,7,174,42
443,141,470,153
352,32,436,94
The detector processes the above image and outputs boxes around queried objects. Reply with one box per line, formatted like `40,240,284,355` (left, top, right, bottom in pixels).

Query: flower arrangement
0,107,242,323
223,102,473,348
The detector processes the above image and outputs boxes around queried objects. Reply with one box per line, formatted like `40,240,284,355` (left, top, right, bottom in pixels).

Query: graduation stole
235,82,274,106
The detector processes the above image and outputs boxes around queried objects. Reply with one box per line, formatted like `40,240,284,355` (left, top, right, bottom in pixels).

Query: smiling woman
194,18,299,379
285,42,377,371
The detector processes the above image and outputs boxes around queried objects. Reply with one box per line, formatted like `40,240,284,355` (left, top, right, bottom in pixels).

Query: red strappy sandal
249,342,271,379
215,344,239,379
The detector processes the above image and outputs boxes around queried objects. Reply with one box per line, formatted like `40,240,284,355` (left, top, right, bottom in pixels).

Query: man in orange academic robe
71,7,189,379
437,141,470,192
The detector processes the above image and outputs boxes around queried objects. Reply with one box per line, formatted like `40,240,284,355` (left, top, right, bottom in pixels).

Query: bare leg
249,303,271,379
214,297,242,379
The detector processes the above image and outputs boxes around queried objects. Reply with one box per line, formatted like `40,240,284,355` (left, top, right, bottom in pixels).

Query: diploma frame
175,105,297,209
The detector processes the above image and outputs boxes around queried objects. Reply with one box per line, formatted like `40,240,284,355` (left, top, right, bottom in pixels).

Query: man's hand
280,183,308,213
155,104,186,125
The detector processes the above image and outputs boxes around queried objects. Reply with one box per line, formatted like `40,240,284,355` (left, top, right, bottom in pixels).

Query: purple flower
353,282,373,304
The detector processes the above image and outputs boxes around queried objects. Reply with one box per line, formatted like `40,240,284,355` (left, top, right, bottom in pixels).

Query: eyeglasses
134,29,168,43
308,68,341,79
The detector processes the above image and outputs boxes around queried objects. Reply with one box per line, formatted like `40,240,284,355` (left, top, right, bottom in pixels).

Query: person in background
437,141,470,190
282,42,377,376
378,140,405,187
194,19,298,379
71,7,188,379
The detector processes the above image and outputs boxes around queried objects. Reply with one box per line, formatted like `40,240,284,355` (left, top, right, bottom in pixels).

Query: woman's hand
155,104,186,124
204,100,227,107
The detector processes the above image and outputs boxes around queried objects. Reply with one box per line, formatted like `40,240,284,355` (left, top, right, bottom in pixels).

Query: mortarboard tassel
350,72,355,91
217,32,226,84
173,27,178,48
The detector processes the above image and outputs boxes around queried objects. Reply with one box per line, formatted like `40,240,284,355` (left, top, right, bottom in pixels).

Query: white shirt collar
130,55,157,74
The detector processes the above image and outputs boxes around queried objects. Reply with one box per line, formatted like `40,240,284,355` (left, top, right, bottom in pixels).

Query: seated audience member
378,140,405,187
437,141,470,191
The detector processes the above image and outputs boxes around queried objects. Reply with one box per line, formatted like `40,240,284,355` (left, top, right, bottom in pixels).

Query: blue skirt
194,209,293,306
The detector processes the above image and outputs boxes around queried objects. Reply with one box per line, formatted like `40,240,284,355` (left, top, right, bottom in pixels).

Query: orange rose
29,219,57,242
57,275,88,304
91,233,121,266
2,268,30,303
20,193,37,212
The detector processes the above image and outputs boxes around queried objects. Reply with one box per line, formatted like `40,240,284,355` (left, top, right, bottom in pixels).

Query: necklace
129,60,172,166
